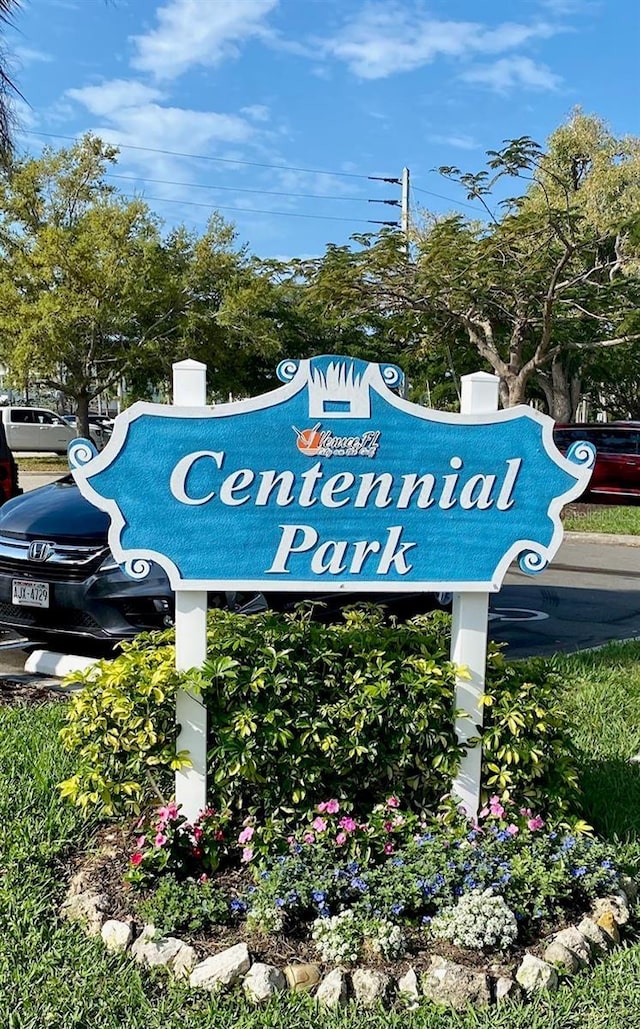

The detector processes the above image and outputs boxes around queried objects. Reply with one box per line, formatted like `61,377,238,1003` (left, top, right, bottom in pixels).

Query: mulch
0,674,71,707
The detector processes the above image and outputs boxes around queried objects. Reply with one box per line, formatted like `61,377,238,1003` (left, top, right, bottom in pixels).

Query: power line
106,172,365,204
25,129,478,211
118,192,378,225
26,130,375,181
412,184,480,212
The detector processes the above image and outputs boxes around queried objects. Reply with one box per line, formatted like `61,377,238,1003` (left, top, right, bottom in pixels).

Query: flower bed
59,792,637,1011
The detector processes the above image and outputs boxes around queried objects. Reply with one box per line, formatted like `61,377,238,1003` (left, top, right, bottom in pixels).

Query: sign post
451,372,500,818
172,359,209,820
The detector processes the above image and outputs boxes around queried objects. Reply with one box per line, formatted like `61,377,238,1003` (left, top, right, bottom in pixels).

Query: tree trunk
75,393,90,440
500,373,529,408
537,358,581,422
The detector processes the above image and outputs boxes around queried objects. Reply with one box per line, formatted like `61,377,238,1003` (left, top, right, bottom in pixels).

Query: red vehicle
553,423,640,504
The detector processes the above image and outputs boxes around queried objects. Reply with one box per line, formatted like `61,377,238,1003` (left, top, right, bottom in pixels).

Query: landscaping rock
593,894,630,927
495,977,522,1003
577,917,612,955
421,956,491,1011
130,926,186,969
243,963,286,1004
59,890,109,936
315,968,348,1008
515,954,559,994
595,910,621,945
189,943,251,991
620,875,638,905
351,968,393,1008
172,944,198,979
100,919,134,953
543,941,582,974
396,967,420,1010
553,927,592,965
283,963,322,992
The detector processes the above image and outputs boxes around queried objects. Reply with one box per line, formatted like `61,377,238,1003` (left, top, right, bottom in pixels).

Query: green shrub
482,649,581,817
58,606,581,823
58,632,190,815
134,874,230,935
198,605,463,817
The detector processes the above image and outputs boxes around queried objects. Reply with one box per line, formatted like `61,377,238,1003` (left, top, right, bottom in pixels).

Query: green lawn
564,505,640,536
2,642,640,1027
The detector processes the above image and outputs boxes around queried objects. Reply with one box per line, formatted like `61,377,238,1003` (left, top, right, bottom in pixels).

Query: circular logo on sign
293,423,322,456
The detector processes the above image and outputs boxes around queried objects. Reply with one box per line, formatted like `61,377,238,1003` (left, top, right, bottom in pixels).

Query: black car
0,476,450,649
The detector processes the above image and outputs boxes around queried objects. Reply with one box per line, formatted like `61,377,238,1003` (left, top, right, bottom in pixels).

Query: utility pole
401,166,410,241
367,168,411,248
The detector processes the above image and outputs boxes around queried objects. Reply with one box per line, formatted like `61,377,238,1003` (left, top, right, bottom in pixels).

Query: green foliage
58,632,190,815
482,648,582,817
197,606,463,817
59,607,582,823
134,874,230,936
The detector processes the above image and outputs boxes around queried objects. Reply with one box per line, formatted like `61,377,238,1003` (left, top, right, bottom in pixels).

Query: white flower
429,889,518,951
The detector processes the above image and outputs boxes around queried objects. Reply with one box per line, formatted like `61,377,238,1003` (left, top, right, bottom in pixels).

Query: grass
16,455,69,473
2,642,640,1026
564,504,640,536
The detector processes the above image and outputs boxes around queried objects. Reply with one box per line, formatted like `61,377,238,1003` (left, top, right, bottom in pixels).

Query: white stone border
59,866,637,1011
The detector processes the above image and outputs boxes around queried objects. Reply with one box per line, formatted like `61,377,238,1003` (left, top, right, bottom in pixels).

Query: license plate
12,579,50,608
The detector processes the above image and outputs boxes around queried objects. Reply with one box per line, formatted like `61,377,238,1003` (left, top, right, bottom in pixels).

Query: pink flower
303,832,315,844
489,798,505,819
287,835,295,845
154,832,168,847
325,799,340,814
507,824,519,836
392,815,405,827
241,847,254,863
339,817,357,832
238,826,254,845
199,873,209,884
130,851,143,866
335,832,347,845
478,807,490,819
193,827,203,842
383,842,394,855
520,807,532,818
157,803,178,822
317,802,328,813
311,817,327,833
527,815,545,831
383,821,394,833
135,835,146,849
387,795,400,808
192,846,203,858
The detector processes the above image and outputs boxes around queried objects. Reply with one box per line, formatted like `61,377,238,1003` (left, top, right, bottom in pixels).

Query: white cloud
428,133,480,150
322,4,558,79
131,0,279,80
462,56,561,92
14,46,53,65
240,104,271,123
67,80,166,118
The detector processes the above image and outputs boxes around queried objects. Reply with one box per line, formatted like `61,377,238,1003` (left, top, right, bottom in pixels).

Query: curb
564,531,640,547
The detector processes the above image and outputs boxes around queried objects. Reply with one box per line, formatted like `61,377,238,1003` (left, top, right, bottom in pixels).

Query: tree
295,112,640,416
0,136,181,436
0,0,21,165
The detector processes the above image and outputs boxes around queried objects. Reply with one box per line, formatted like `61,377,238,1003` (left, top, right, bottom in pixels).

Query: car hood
0,475,110,542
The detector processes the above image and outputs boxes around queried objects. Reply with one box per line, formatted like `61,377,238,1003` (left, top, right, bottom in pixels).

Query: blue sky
7,0,640,258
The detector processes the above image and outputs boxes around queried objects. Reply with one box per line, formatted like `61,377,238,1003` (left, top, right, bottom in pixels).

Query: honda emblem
28,540,53,562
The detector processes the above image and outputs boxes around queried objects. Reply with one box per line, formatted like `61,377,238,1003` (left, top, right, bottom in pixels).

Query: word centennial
169,451,522,513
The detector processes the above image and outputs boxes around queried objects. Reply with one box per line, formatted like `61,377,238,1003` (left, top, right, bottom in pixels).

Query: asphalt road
1,468,639,673
487,535,640,658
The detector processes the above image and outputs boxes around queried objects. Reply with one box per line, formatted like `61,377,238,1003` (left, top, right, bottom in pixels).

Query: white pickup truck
0,406,81,454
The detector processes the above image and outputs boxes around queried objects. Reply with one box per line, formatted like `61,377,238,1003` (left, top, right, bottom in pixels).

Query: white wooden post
172,359,209,821
451,371,500,818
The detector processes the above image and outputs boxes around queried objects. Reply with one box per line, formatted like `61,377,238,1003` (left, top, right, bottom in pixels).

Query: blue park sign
70,355,595,593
